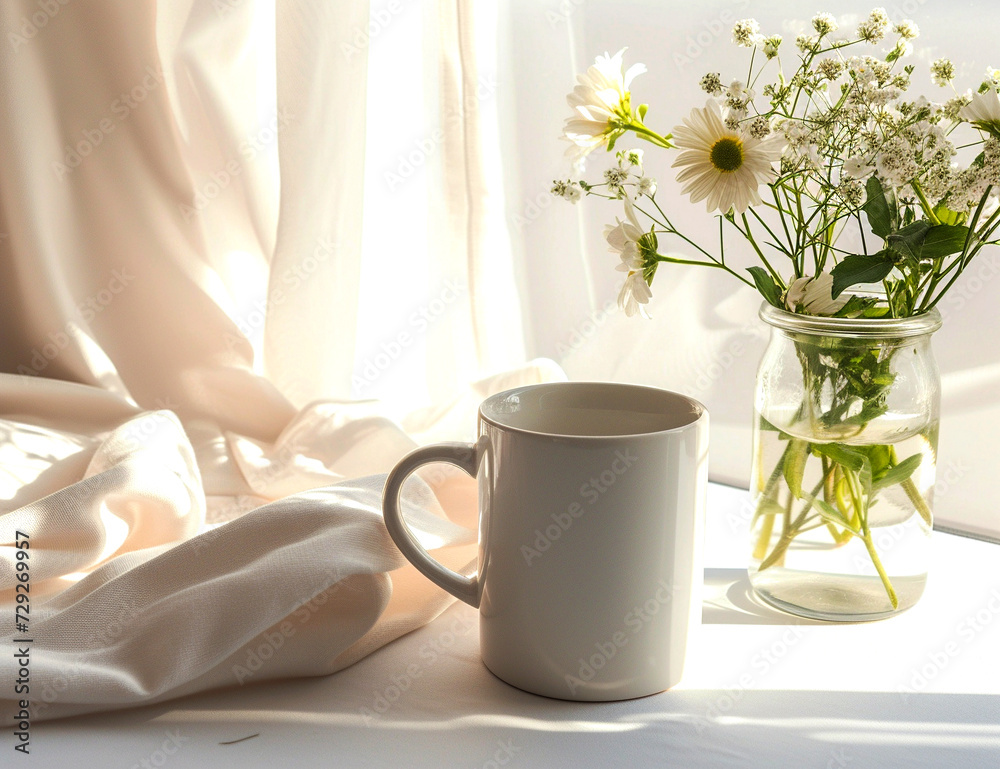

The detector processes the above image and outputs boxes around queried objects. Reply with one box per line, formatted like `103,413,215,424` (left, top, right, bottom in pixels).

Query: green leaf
872,453,923,493
606,132,619,153
863,177,896,238
920,224,972,260
863,444,893,479
812,496,861,534
813,442,866,473
887,220,932,260
813,443,873,497
833,294,877,318
747,266,784,307
783,439,809,498
932,204,967,227
830,253,895,298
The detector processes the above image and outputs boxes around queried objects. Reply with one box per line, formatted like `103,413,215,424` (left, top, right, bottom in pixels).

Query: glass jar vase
748,303,942,621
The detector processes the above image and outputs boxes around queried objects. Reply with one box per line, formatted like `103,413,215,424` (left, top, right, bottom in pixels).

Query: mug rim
478,381,706,441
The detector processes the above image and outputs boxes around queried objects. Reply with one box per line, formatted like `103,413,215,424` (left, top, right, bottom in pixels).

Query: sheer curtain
498,0,1000,540
0,0,555,721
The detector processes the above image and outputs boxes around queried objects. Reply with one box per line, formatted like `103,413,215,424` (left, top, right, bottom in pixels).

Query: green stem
626,122,673,148
655,254,755,286
757,472,829,571
861,529,898,610
737,213,786,286
748,206,795,259
753,508,777,561
912,181,940,225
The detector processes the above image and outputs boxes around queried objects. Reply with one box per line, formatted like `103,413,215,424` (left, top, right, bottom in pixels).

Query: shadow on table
702,568,832,626
48,660,1000,769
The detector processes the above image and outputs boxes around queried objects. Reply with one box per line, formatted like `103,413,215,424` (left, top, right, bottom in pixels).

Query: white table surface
32,484,1000,768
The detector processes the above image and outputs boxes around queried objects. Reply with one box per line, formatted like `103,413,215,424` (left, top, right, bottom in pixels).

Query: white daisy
671,100,785,214
605,195,644,270
961,89,1000,136
618,272,653,318
563,49,646,166
605,197,653,317
785,273,849,316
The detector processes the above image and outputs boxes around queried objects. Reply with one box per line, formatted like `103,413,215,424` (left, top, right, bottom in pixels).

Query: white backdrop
488,0,1000,539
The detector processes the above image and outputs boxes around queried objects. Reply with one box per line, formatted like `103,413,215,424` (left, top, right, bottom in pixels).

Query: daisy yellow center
709,137,745,172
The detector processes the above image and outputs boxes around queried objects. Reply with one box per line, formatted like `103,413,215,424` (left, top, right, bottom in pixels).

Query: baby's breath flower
871,60,892,85
985,66,1000,89
636,176,657,197
837,179,866,208
700,72,723,96
800,143,822,169
874,86,900,106
949,166,992,210
888,40,913,60
891,74,910,90
857,8,890,43
796,35,818,53
843,156,874,179
625,149,644,167
732,18,763,48
604,167,629,196
728,80,751,98
617,148,644,171
763,35,782,59
605,167,628,183
875,137,919,187
725,80,755,115
816,58,844,81
868,8,890,27
551,179,582,203
749,116,771,139
942,92,973,121
984,137,1000,172
781,119,810,147
893,20,918,39
931,58,955,87
811,13,838,36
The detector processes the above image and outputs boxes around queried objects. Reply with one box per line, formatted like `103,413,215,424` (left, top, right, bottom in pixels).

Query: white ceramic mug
382,382,708,701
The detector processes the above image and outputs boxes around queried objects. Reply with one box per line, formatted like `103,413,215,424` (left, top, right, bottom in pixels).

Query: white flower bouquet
556,10,1000,616
557,10,1000,319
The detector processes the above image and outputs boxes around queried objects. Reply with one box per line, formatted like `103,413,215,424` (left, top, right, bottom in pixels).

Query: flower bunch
556,10,1000,320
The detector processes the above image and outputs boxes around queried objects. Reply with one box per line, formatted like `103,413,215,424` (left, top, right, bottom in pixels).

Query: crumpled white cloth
0,360,564,722
0,0,563,723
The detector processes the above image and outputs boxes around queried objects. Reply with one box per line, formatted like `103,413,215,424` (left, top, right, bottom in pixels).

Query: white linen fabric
0,0,554,722
0,366,560,722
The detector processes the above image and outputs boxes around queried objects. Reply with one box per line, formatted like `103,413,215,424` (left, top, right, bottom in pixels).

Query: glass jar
748,303,942,621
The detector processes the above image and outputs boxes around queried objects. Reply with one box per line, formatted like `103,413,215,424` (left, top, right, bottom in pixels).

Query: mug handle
382,439,486,608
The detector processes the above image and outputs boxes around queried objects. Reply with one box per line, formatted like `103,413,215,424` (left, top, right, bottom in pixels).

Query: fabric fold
1,360,560,722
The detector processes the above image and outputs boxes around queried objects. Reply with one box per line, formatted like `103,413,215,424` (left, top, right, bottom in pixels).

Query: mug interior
479,382,704,438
